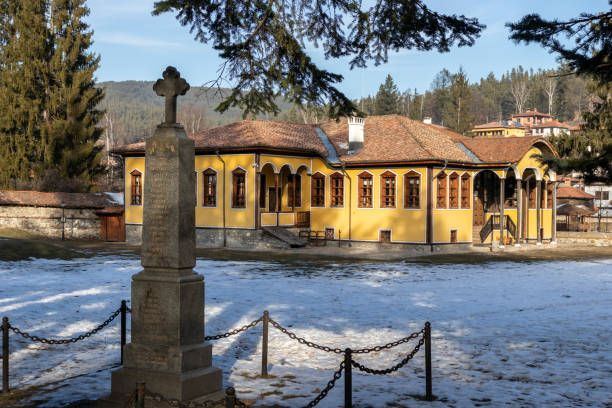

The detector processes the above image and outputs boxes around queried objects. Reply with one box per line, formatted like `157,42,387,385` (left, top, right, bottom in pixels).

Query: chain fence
8,307,122,345
2,305,434,407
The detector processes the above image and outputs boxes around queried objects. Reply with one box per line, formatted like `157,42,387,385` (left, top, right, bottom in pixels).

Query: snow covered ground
0,249,610,407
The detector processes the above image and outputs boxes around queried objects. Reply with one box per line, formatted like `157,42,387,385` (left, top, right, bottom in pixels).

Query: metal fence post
425,321,433,401
2,317,8,394
120,300,127,365
344,348,352,408
136,381,145,408
225,387,236,408
261,311,269,378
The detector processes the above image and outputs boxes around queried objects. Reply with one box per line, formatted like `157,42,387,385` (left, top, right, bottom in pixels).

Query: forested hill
99,65,591,146
97,81,292,146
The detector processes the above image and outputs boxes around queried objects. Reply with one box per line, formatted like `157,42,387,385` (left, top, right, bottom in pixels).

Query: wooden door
268,187,277,212
100,213,125,242
473,197,484,226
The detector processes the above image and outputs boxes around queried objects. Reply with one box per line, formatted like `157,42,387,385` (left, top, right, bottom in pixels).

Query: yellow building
472,121,528,137
114,115,558,249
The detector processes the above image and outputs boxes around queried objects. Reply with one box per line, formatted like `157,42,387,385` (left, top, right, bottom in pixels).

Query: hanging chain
351,335,425,375
8,307,122,345
304,360,345,408
270,318,425,354
204,316,263,341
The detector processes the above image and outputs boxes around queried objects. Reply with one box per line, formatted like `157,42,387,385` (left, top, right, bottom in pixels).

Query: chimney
423,117,432,125
348,116,364,151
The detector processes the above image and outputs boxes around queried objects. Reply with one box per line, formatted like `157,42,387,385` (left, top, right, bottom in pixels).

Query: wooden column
516,179,522,244
499,178,505,246
255,171,261,229
426,167,433,246
291,174,296,212
536,180,542,244
275,173,281,226
552,180,557,242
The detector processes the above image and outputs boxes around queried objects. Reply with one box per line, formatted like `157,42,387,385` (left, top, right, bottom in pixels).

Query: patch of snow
0,255,610,407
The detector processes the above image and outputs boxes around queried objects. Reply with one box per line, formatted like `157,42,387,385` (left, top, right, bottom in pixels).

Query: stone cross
110,67,222,404
153,66,190,125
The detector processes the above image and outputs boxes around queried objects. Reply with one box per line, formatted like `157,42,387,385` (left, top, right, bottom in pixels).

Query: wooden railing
480,214,516,242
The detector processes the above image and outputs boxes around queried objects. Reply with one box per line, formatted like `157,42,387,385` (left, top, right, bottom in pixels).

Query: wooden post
425,322,433,401
261,311,268,378
2,317,8,394
499,178,505,246
344,348,352,408
536,180,542,244
275,173,281,226
136,381,145,408
516,179,522,243
120,300,127,364
552,181,557,242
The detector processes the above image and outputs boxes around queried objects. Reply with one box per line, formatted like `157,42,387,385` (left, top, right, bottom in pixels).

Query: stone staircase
262,227,307,247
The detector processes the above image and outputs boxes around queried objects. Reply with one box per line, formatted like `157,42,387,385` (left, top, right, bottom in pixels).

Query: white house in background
585,183,612,217
530,120,571,137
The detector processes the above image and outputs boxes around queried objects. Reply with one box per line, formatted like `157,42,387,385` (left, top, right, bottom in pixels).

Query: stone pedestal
109,122,222,403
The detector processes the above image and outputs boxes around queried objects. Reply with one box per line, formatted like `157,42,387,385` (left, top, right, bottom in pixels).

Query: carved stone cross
153,66,190,125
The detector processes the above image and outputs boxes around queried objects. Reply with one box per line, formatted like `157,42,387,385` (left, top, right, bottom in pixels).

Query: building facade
472,109,579,138
114,115,558,249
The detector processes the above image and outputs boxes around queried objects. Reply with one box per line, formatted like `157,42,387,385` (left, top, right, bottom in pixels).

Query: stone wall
557,231,612,246
0,206,100,239
125,225,290,249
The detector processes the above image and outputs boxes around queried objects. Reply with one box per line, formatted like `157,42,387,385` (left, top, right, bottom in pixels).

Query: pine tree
442,67,473,134
0,0,104,190
374,75,400,115
0,0,50,187
429,69,451,125
42,0,104,188
509,5,612,182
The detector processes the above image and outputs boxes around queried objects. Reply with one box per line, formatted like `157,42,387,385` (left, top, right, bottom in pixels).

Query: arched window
449,173,459,208
461,173,471,209
130,170,142,205
380,171,396,208
232,168,246,208
330,172,344,207
546,182,553,208
311,173,325,207
436,172,447,208
403,171,420,209
203,169,217,207
358,172,373,208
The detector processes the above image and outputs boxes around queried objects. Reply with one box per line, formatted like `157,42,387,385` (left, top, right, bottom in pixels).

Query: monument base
110,364,223,401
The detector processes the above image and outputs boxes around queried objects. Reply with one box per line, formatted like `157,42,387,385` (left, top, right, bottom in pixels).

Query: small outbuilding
0,190,124,240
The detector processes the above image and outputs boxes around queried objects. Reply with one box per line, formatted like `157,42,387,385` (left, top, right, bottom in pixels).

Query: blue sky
86,0,609,99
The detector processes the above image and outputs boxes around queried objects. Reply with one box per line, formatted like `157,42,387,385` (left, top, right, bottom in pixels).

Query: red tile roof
319,115,472,163
557,185,596,200
511,110,552,118
113,116,557,165
530,119,570,129
460,136,558,163
113,120,327,157
0,190,123,209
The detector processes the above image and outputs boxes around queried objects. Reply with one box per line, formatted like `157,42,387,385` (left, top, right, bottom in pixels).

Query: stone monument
110,67,223,402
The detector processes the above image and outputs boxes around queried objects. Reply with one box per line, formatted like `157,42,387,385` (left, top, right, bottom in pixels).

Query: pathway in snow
0,253,610,407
